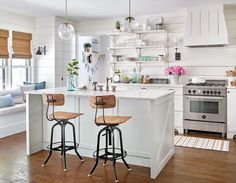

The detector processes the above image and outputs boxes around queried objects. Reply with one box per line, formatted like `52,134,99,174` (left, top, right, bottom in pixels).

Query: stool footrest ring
93,148,127,161
46,141,79,152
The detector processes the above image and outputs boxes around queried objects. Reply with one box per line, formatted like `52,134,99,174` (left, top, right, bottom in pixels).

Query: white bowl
191,77,206,84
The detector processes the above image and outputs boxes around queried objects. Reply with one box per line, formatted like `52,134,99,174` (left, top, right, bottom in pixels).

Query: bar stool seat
49,111,83,120
95,116,131,125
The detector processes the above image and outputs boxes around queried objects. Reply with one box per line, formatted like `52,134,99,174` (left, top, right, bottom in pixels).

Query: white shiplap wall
35,16,76,88
76,7,236,83
55,17,76,87
35,16,56,88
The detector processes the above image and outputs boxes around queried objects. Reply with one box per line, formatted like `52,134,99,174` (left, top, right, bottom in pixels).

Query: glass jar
67,75,77,91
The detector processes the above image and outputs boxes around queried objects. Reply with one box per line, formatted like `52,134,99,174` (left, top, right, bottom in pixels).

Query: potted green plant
84,43,92,52
67,59,79,91
115,20,121,31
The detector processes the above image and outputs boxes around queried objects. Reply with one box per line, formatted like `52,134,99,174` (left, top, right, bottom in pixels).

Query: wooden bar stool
88,95,132,182
42,94,84,171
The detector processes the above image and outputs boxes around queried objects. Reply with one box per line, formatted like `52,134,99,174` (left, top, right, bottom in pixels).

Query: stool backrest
89,95,116,109
42,94,65,106
42,94,64,121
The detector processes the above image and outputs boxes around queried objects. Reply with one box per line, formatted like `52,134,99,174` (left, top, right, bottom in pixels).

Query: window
0,29,9,90
0,30,32,90
11,59,31,88
11,31,32,88
0,59,7,90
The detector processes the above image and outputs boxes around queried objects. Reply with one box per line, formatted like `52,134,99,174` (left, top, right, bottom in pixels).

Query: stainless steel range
183,80,227,137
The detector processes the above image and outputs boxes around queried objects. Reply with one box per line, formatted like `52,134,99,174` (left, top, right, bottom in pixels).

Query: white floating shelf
108,30,167,36
108,32,135,36
136,45,166,49
108,45,166,50
108,61,166,64
136,30,167,34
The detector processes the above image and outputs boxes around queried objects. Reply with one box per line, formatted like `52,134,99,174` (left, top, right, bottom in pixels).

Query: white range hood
184,4,228,47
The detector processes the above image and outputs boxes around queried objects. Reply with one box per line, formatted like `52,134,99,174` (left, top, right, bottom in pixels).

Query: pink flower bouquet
164,66,185,76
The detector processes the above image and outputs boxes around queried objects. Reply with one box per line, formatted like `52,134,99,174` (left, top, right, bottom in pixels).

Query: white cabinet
227,89,236,139
159,86,183,133
184,4,228,46
120,84,184,133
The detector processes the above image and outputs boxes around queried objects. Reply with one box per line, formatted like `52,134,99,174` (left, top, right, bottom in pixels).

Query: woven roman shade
0,29,9,59
12,31,32,59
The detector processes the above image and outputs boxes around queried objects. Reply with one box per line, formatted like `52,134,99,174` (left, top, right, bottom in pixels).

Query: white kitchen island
26,87,174,179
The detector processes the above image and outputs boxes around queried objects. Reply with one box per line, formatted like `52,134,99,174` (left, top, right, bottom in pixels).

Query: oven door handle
185,96,225,100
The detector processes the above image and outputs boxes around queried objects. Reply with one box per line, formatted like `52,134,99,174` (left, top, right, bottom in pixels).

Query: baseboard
0,120,26,138
227,132,236,139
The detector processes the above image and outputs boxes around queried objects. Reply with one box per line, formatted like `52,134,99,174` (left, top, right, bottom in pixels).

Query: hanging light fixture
123,0,136,33
58,0,74,40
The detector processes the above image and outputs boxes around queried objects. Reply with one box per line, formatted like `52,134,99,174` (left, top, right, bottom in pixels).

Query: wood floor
0,132,236,183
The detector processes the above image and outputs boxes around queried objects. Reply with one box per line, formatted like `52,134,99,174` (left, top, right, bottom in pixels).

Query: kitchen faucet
106,77,112,91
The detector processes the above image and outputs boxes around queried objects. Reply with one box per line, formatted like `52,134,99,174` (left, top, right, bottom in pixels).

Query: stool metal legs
88,126,107,176
42,120,84,171
114,126,131,171
88,126,131,182
42,122,59,167
67,121,84,162
111,128,118,182
61,124,67,171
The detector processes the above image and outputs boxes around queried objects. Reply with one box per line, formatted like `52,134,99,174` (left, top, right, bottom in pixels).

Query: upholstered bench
0,103,26,138
0,81,46,138
0,88,29,138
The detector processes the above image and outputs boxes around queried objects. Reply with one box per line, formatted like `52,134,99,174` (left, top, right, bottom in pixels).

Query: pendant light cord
65,0,68,23
128,0,131,18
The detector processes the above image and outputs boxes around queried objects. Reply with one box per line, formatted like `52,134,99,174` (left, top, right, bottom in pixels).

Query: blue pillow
0,94,14,108
23,81,46,90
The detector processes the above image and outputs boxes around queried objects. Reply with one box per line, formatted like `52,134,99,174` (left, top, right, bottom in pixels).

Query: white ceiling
0,0,235,20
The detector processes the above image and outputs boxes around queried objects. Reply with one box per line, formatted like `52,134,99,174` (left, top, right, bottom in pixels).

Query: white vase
169,75,179,85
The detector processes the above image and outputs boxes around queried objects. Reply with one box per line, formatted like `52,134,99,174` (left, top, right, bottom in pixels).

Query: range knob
218,91,221,95
193,90,196,94
188,90,191,94
210,91,213,95
206,91,210,94
214,91,217,95
203,90,206,94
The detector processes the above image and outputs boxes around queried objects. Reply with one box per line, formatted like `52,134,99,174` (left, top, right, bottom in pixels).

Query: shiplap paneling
55,17,76,87
35,16,56,88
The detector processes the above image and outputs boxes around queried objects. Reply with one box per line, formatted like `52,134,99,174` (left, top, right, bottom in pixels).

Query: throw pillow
23,81,46,90
0,88,24,104
0,94,14,108
20,85,35,102
11,88,24,104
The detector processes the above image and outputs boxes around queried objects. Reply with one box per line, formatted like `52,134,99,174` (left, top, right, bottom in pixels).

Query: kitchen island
26,87,174,179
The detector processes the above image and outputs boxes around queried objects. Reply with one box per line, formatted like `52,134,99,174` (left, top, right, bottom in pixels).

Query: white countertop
26,87,174,100
227,86,236,89
100,83,184,88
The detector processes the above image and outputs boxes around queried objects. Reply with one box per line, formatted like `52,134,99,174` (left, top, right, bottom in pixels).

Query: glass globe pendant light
123,0,136,33
58,0,74,40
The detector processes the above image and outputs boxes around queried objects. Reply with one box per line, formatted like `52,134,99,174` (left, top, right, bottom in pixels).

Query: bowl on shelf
122,57,138,62
121,75,132,83
121,79,132,83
